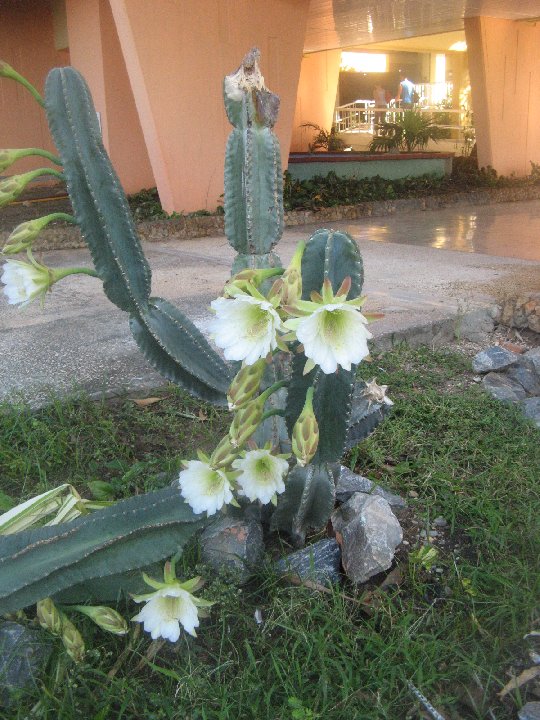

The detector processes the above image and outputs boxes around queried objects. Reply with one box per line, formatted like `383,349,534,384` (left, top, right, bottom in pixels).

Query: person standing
372,84,387,133
396,74,415,109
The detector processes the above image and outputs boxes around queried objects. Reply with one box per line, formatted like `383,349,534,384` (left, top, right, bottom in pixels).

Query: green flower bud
292,387,319,466
224,267,283,297
71,605,128,635
0,168,63,208
36,597,63,636
269,240,305,307
60,615,85,663
210,435,239,469
227,358,266,410
229,396,264,448
0,150,23,173
3,213,75,255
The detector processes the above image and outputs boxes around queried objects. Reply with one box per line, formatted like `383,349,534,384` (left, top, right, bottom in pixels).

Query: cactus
0,50,392,612
0,488,206,615
223,48,283,274
44,67,231,403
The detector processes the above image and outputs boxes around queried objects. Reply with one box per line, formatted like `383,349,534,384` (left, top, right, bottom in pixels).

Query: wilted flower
178,458,234,515
363,378,394,407
210,290,284,365
132,569,213,642
233,448,289,504
284,277,373,375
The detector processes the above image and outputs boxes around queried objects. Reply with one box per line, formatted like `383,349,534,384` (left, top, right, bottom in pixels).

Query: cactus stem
0,62,45,107
260,408,286,423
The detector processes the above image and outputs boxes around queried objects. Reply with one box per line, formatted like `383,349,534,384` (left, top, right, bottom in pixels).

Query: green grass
1,345,539,719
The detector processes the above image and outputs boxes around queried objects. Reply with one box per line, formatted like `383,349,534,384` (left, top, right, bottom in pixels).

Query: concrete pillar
465,16,540,176
108,0,310,213
65,0,154,193
290,50,342,152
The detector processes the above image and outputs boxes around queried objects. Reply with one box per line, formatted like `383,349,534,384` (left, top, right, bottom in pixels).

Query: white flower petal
295,304,372,374
131,587,201,643
233,449,289,505
179,460,233,515
209,294,283,365
1,260,48,307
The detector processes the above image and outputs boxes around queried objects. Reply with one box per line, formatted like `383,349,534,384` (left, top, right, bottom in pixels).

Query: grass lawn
1,345,539,720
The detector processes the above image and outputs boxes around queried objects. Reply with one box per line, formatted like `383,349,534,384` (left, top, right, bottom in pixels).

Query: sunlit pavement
1,200,539,405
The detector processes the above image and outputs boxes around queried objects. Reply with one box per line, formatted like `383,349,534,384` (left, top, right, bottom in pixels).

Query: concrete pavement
1,200,539,405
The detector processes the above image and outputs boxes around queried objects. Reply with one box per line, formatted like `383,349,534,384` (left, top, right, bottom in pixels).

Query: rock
458,307,496,343
500,341,526,354
331,493,403,584
520,398,540,428
472,346,518,373
525,348,540,376
335,465,407,509
506,356,540,396
519,702,540,720
433,516,448,528
200,516,264,583
0,622,52,707
482,372,527,402
275,538,342,586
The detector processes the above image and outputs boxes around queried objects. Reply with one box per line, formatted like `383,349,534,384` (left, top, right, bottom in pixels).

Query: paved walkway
1,200,539,405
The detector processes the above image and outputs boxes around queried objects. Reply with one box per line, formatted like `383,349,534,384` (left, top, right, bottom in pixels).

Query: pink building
2,0,540,213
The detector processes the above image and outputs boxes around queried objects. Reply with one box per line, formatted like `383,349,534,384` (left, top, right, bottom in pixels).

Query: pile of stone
501,294,540,334
472,345,540,428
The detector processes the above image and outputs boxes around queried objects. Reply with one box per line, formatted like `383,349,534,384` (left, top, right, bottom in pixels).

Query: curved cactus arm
44,67,151,313
270,463,335,545
0,488,207,615
130,298,231,405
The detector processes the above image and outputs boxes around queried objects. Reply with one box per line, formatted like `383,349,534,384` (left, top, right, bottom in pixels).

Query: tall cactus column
223,48,284,275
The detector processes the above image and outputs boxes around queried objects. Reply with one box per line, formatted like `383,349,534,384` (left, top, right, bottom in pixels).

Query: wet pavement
0,199,539,404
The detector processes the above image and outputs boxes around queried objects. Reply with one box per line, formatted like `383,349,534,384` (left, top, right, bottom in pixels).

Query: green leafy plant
369,110,446,153
301,122,346,152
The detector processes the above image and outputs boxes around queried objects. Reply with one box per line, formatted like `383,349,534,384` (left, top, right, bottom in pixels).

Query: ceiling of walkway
304,0,540,53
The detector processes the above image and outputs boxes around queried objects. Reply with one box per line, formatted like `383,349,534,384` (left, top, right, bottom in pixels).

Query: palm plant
301,123,346,152
369,110,446,153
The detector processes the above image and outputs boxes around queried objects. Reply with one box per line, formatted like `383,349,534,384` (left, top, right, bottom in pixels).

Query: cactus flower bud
223,267,283,297
60,615,85,663
229,396,264,448
3,213,75,255
227,358,266,410
0,168,63,208
210,435,238,469
36,597,63,636
71,605,128,635
269,240,305,307
0,150,23,174
292,387,319,466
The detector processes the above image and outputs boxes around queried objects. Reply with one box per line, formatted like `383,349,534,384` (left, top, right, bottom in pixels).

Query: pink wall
290,50,342,152
0,0,69,177
108,0,310,213
465,16,540,177
65,0,154,194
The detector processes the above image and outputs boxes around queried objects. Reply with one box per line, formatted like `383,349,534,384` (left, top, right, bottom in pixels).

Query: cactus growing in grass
0,49,392,615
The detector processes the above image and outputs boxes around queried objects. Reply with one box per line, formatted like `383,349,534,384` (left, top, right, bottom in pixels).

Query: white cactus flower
1,258,50,307
178,459,233,516
132,586,200,641
132,572,213,643
284,277,374,375
233,448,289,504
210,292,284,365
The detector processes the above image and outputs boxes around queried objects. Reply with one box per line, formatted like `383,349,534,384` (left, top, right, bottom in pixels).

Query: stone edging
5,184,540,251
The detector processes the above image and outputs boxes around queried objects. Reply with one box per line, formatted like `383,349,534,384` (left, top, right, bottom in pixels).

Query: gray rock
524,347,540,377
482,372,527,403
458,307,496,343
275,538,342,586
433,516,448,528
472,346,518,373
335,465,407,509
0,622,52,707
331,493,403,584
519,702,540,720
521,398,540,428
506,356,540,396
200,516,264,583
